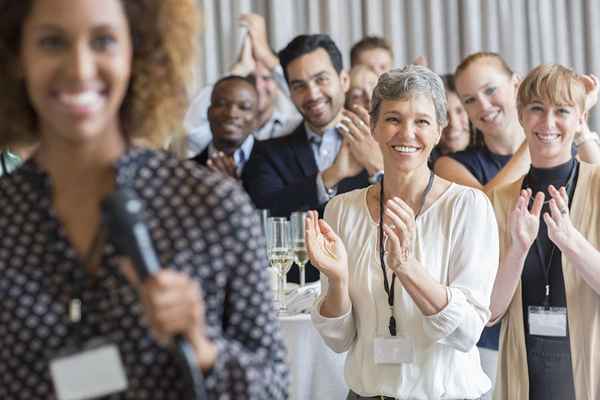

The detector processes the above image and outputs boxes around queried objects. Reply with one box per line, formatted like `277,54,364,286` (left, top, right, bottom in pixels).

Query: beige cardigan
490,162,600,400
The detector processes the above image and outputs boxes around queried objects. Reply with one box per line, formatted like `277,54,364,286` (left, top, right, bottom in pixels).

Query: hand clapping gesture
381,197,419,274
339,105,384,175
207,152,239,179
580,73,599,112
508,189,545,255
304,210,348,284
543,185,578,251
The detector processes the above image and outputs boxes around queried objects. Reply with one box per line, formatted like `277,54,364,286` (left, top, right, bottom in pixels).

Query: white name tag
528,306,567,337
50,343,128,400
373,336,415,364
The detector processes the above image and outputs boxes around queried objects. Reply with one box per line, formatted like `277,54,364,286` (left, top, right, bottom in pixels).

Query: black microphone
101,188,207,400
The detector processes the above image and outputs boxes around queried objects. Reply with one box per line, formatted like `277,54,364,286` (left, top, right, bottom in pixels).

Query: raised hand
544,185,579,252
304,210,348,284
381,197,418,274
580,74,599,112
339,107,383,175
230,35,256,76
509,189,544,254
239,13,278,70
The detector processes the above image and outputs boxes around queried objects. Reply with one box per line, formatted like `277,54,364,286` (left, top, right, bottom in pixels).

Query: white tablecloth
279,313,347,400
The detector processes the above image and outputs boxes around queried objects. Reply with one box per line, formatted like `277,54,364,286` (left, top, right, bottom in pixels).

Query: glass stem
300,264,306,287
278,269,287,313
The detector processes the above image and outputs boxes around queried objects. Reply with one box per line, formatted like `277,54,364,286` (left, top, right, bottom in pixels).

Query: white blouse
311,183,499,400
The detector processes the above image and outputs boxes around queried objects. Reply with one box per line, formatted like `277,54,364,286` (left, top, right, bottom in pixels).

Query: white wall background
196,0,600,128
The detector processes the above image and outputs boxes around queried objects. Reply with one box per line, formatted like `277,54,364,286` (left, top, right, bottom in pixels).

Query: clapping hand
580,74,599,112
207,152,239,179
381,197,418,274
543,185,578,252
304,210,348,284
339,106,384,175
509,189,545,254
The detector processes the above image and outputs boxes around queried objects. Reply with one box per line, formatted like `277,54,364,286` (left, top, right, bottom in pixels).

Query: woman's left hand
119,261,217,370
382,197,418,274
543,185,579,252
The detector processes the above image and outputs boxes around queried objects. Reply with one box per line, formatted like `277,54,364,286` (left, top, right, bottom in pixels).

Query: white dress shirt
311,184,499,400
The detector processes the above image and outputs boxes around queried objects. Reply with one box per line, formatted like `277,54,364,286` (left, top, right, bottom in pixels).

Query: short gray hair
369,65,448,128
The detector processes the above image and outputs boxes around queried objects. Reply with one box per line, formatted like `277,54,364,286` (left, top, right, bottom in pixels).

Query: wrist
560,229,586,259
190,333,217,372
322,165,343,189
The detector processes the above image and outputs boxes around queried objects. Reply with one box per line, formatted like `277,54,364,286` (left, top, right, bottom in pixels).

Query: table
279,313,347,400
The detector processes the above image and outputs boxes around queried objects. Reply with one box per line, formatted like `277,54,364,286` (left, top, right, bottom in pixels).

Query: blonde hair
454,52,514,80
517,64,586,113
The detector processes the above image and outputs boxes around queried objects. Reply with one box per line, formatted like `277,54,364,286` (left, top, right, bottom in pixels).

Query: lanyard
67,225,107,346
524,160,578,310
378,170,434,336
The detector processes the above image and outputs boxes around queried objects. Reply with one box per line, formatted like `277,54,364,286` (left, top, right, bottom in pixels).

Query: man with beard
191,75,258,179
242,34,383,282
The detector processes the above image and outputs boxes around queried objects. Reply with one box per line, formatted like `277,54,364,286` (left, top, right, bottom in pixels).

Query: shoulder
324,187,369,223
441,183,491,212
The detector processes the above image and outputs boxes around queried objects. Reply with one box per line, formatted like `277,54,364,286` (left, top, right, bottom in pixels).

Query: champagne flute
267,218,294,314
290,211,308,287
259,209,271,256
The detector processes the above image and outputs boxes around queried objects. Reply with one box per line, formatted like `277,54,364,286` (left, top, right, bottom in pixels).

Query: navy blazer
242,123,369,283
242,122,369,217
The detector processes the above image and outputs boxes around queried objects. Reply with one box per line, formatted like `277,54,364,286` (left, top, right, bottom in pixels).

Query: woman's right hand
305,210,348,284
509,189,544,254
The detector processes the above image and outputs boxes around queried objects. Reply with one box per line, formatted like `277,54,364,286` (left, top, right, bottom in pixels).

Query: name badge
50,343,128,400
528,306,567,337
373,336,415,364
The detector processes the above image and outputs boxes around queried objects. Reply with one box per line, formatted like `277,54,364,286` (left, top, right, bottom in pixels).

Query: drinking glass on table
259,209,271,254
266,217,294,314
290,211,308,287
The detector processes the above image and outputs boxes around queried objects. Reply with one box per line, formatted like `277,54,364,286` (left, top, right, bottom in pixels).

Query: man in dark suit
242,34,384,282
192,75,258,179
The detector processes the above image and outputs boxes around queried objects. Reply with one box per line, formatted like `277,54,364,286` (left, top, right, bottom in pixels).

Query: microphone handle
174,335,208,400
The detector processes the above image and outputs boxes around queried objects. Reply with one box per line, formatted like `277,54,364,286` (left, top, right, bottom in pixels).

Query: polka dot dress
0,148,289,399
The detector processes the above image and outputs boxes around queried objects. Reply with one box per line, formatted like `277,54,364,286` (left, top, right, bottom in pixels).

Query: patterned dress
0,148,289,399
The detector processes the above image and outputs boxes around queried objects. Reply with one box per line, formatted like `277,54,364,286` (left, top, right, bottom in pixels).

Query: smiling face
439,91,470,153
286,48,349,132
372,94,442,173
20,0,133,147
208,78,257,153
455,59,519,138
520,99,583,168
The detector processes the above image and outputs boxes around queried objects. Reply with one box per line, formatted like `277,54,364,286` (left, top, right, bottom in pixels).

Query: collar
304,122,340,145
207,135,254,166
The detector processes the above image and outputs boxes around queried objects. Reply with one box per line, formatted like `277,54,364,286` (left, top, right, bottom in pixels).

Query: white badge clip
373,336,415,364
50,343,128,400
528,306,567,337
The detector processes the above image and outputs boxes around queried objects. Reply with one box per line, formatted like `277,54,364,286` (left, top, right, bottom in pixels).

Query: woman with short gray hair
306,65,499,399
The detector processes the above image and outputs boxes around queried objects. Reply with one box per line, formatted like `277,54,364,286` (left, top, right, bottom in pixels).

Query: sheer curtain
196,0,600,128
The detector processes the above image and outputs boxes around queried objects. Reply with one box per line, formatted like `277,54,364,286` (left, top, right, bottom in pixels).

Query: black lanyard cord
524,160,578,310
378,170,434,336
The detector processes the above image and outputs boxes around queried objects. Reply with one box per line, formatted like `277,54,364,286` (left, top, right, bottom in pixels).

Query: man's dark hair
350,36,393,67
278,34,343,83
211,75,257,102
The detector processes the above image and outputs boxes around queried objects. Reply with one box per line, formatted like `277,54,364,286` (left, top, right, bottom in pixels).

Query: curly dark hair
0,0,200,148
